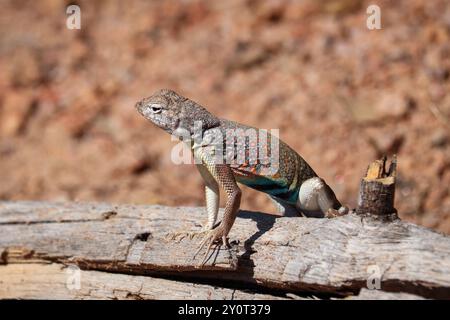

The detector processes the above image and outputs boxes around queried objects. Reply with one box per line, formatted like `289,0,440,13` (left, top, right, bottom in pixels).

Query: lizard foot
193,225,229,266
325,206,349,218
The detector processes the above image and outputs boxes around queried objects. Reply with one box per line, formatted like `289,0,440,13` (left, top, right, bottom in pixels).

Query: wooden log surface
0,263,292,300
0,263,425,300
0,201,449,299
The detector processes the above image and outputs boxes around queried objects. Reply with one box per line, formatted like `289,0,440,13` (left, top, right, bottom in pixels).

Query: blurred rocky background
0,0,449,233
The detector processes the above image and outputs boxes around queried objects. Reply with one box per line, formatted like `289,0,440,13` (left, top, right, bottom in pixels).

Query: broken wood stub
356,155,397,218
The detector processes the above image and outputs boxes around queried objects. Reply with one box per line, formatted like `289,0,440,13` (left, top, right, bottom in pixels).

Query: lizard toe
193,226,226,266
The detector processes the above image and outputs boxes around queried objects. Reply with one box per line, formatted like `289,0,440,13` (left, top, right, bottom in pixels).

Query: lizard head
135,89,220,137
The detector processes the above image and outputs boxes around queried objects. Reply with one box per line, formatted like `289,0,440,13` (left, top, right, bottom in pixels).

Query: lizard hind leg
269,196,302,217
297,177,348,218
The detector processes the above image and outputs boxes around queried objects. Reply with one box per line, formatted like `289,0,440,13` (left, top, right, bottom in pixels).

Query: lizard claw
325,206,349,218
193,226,229,266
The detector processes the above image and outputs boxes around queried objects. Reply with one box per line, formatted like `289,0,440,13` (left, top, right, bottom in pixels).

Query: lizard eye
149,104,162,114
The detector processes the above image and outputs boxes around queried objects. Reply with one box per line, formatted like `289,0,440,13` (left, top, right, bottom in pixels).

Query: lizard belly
232,169,300,204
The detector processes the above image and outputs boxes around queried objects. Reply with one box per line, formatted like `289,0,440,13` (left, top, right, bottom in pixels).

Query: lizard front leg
194,163,241,265
197,164,219,230
167,162,220,242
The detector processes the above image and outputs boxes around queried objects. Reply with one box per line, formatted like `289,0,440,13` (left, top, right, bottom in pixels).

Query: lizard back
203,119,317,205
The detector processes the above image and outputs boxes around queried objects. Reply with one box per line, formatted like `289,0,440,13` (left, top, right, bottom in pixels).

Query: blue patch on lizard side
235,175,299,205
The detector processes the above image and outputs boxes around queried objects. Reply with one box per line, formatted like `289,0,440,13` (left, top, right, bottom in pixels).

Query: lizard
135,89,348,264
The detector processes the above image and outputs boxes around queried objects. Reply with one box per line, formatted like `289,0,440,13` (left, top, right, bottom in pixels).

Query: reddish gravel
0,0,449,233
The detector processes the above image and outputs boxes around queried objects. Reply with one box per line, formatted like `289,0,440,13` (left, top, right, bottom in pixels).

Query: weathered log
0,263,292,300
357,155,397,218
0,201,449,299
0,263,424,300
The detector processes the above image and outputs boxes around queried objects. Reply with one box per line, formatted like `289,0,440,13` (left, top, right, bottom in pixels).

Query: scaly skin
135,89,348,265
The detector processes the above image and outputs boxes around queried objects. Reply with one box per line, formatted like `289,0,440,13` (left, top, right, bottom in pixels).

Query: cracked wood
0,201,449,299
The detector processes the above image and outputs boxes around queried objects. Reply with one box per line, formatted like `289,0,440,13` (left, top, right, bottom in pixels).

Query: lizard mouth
148,117,173,134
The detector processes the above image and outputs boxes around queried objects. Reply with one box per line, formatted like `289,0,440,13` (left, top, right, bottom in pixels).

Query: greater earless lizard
135,89,348,264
